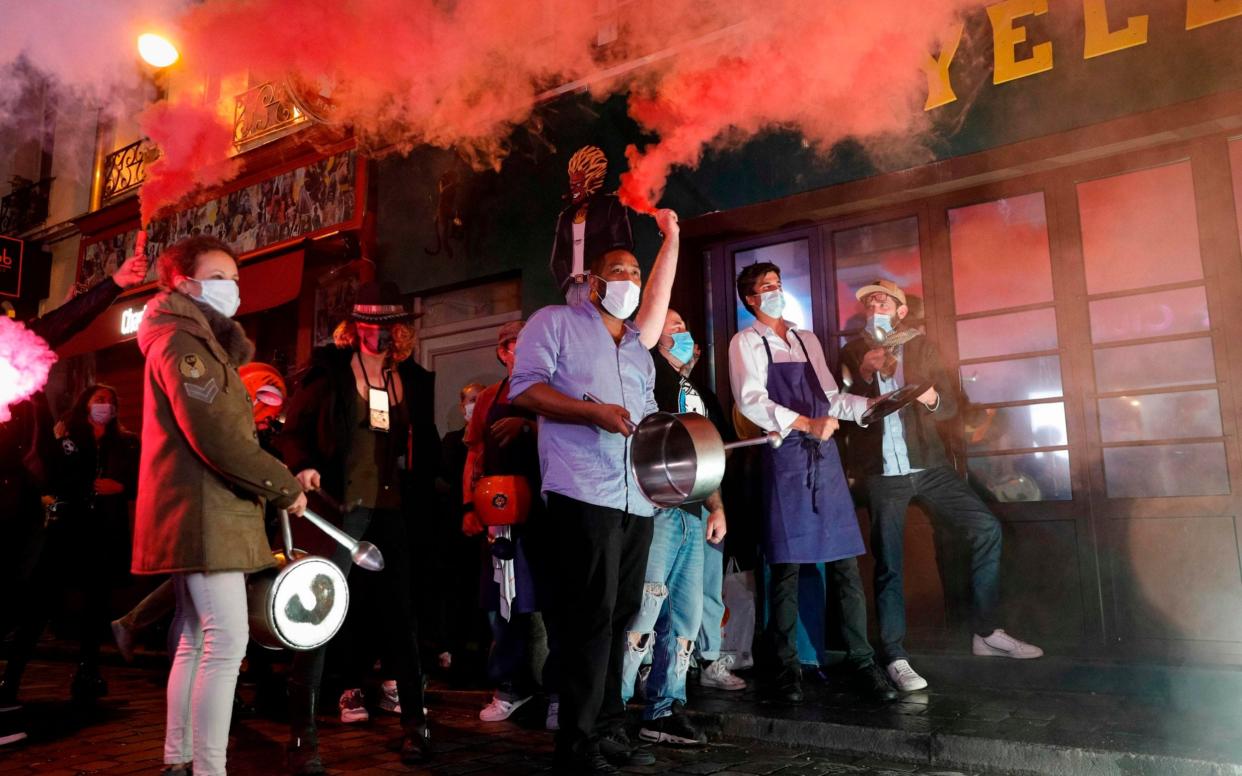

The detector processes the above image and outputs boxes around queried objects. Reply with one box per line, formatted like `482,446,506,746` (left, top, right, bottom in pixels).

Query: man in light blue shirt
510,209,679,774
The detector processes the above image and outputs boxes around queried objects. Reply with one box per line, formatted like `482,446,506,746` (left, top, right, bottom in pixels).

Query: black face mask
360,327,394,354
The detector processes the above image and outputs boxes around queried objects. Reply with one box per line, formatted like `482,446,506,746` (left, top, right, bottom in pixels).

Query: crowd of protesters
0,191,1043,775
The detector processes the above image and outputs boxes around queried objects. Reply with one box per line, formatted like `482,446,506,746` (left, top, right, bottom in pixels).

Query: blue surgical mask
868,313,892,335
89,404,116,424
668,331,695,364
757,290,785,319
193,279,241,318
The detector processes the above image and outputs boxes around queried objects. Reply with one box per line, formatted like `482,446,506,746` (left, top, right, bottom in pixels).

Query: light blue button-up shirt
509,301,659,517
877,347,922,477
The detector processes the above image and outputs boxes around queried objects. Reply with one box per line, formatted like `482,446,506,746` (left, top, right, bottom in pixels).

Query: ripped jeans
620,506,705,720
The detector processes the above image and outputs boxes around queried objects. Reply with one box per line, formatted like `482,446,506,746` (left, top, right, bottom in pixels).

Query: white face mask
600,278,641,320
757,290,785,319
89,404,116,424
193,279,241,318
463,401,475,423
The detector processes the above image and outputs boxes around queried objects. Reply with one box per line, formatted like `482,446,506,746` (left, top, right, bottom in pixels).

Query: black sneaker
598,729,656,766
853,662,899,702
763,666,803,703
552,748,618,774
399,723,432,765
70,664,108,703
638,710,707,746
286,737,326,776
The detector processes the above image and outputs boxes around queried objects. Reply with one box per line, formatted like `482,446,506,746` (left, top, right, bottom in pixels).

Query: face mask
757,290,785,319
360,327,394,354
668,331,695,364
868,313,892,335
193,279,241,318
600,278,641,320
89,404,116,424
463,401,475,423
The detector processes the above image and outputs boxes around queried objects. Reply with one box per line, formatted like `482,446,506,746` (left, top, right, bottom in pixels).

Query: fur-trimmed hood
137,290,254,366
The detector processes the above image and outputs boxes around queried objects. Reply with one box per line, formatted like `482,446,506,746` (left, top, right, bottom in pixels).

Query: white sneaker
378,680,401,714
972,629,1044,659
545,700,559,731
699,655,747,691
338,688,369,723
479,694,531,722
885,659,929,692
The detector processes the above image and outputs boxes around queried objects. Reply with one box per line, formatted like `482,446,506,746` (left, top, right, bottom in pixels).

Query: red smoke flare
0,316,57,423
139,99,239,224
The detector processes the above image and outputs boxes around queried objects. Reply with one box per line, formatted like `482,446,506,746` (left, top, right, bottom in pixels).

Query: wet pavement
0,658,995,776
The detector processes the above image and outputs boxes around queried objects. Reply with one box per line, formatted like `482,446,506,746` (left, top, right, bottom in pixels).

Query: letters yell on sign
923,0,1242,111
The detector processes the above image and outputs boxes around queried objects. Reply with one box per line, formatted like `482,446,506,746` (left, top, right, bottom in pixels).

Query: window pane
949,193,1054,315
1103,442,1229,498
960,356,1063,404
735,239,814,332
958,308,1058,360
1077,162,1204,294
966,402,1067,452
1098,389,1223,443
833,217,923,331
1093,338,1216,393
968,451,1071,502
1089,286,1210,344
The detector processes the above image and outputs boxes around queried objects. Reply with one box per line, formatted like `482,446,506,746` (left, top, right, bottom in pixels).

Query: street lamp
137,33,179,68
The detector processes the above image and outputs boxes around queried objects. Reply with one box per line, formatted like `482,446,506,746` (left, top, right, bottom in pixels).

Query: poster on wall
77,147,361,291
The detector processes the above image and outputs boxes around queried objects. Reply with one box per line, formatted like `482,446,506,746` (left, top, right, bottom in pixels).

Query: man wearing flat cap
840,279,1042,697
276,281,439,772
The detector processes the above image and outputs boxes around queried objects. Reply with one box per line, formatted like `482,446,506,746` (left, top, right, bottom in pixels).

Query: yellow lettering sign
988,0,1054,85
1186,0,1242,29
1083,0,1148,58
924,23,965,110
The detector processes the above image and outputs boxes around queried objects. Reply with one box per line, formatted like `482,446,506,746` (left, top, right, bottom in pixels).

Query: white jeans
165,571,249,776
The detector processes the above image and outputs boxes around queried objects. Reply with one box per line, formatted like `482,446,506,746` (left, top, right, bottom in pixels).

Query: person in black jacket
548,145,633,306
274,281,437,773
0,235,147,748
840,279,1042,695
618,308,729,747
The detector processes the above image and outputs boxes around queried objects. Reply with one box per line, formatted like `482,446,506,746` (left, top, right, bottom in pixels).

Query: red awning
58,249,305,358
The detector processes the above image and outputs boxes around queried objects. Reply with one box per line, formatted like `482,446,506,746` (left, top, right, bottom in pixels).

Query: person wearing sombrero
275,281,438,773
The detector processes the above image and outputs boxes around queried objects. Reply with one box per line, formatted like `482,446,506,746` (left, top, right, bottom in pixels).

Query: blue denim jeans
696,534,725,661
621,506,705,720
867,466,1003,661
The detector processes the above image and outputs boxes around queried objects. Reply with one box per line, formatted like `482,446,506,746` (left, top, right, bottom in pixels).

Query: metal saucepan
247,509,350,651
584,393,781,508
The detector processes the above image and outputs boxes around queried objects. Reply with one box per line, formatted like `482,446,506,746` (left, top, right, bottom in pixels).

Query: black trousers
546,493,654,756
288,507,425,743
767,557,875,674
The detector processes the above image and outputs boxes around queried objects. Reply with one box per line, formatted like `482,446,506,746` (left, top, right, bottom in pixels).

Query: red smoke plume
139,99,239,224
0,317,58,423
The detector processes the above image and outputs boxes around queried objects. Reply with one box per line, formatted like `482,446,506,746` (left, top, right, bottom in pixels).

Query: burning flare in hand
0,316,57,423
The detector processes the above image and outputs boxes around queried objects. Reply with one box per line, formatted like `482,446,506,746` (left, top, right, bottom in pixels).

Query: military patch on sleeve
184,378,220,404
179,353,207,380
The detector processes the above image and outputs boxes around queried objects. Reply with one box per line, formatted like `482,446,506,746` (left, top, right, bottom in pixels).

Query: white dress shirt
728,320,870,437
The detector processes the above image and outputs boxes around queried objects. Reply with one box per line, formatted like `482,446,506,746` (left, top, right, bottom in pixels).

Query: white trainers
479,694,531,722
338,688,369,723
972,629,1044,659
545,700,559,731
885,659,929,692
699,655,747,691
378,680,401,714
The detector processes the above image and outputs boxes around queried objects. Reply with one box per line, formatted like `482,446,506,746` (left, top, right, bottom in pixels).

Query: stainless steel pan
584,393,781,508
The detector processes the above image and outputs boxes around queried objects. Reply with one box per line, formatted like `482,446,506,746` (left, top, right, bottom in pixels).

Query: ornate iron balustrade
234,81,308,148
0,176,52,236
102,138,156,202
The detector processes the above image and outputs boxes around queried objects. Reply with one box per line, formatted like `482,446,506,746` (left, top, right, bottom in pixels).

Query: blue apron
759,331,864,565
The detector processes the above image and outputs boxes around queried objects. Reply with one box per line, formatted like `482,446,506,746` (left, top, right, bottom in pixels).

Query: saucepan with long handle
583,393,781,508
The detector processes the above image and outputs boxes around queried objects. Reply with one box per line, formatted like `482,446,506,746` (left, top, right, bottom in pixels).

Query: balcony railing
0,176,52,236
233,81,309,148
102,138,157,203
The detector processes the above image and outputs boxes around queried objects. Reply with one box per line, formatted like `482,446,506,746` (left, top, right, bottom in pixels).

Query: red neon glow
0,316,57,423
